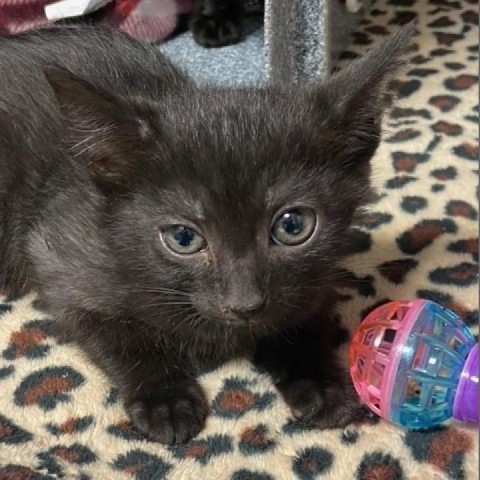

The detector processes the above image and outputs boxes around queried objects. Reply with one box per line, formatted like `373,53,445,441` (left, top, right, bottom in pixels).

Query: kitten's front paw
191,12,242,48
281,379,366,429
126,379,208,444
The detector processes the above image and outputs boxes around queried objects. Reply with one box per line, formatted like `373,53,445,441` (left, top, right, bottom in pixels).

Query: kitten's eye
161,225,207,254
271,208,316,246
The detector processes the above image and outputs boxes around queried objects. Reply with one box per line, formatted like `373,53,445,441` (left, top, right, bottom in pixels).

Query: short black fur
0,24,414,443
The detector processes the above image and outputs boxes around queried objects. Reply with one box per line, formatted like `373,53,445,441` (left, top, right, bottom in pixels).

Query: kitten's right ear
44,67,148,194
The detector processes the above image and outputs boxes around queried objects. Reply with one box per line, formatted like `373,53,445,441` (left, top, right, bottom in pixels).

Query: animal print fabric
0,0,478,478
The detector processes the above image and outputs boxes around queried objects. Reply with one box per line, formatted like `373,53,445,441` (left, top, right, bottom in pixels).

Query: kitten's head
46,25,414,340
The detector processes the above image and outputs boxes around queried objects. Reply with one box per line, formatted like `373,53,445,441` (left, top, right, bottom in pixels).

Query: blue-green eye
271,208,316,246
161,225,207,254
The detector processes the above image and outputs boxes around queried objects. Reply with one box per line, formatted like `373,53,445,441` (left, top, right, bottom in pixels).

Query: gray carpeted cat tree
160,0,369,86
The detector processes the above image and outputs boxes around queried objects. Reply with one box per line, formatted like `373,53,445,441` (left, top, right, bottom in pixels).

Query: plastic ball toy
349,299,478,430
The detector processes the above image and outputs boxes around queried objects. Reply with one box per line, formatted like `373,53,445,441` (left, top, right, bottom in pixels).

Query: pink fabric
0,0,196,43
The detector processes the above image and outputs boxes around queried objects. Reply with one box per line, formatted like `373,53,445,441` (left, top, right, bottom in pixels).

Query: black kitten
191,0,255,48
0,24,413,444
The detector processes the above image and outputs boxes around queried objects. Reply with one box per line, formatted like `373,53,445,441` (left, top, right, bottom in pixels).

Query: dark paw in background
191,0,245,48
126,379,209,444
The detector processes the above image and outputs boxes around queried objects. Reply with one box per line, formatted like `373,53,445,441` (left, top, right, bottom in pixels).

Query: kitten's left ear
319,23,415,165
44,67,150,193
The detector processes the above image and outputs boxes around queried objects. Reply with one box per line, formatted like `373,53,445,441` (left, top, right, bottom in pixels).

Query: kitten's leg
254,318,367,429
63,310,208,444
191,0,244,48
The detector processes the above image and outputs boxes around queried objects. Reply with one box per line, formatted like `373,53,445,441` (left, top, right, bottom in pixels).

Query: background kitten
191,0,263,47
0,24,413,443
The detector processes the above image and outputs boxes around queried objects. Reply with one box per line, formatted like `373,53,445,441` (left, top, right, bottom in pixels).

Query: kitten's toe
126,379,208,444
191,13,243,48
285,379,325,423
282,379,366,429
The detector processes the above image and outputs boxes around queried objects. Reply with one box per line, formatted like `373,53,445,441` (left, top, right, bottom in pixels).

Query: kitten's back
0,26,186,100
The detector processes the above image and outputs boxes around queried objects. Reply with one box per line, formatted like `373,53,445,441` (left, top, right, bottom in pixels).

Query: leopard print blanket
0,0,478,478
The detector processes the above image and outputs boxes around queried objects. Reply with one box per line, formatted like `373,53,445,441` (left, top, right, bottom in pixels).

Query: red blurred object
0,0,196,43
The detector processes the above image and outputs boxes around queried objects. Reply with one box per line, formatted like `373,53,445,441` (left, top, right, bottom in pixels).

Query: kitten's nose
222,293,266,315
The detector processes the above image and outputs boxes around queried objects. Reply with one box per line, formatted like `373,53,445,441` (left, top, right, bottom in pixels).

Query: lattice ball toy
349,300,478,429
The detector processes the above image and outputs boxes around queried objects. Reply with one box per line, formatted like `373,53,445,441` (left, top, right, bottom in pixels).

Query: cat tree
160,0,368,86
